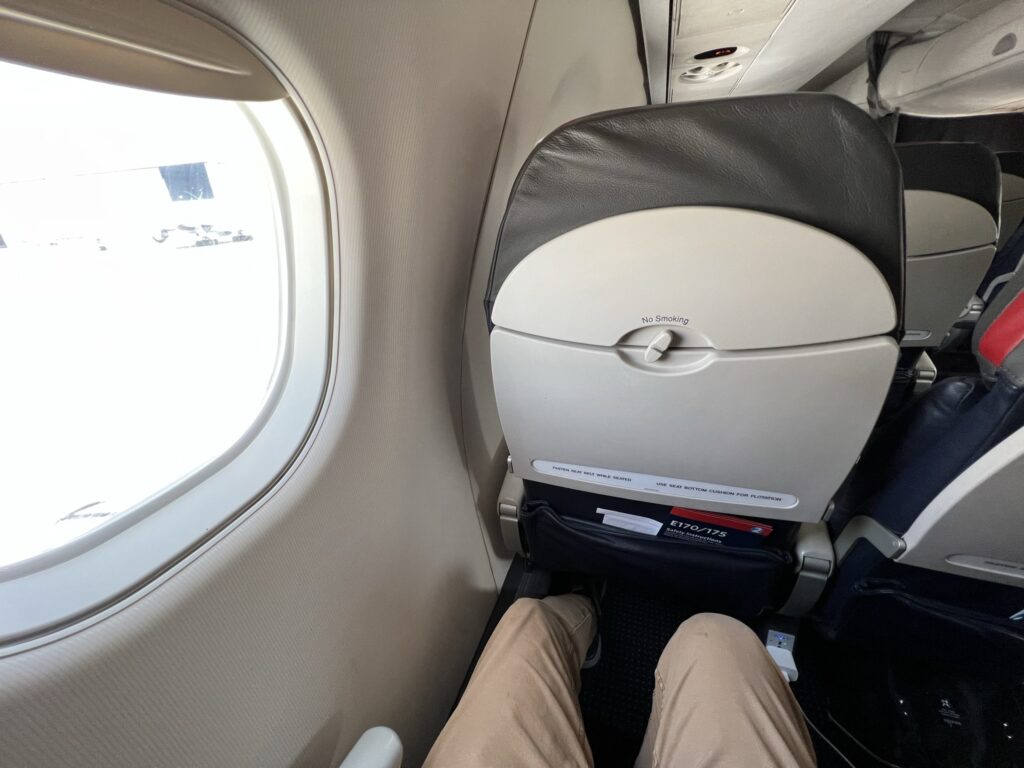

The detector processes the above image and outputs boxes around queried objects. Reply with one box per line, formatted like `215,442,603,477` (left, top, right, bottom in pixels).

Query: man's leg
635,613,815,768
424,594,596,768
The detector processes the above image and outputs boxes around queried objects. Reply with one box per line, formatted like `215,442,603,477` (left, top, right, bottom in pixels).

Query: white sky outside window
0,62,282,567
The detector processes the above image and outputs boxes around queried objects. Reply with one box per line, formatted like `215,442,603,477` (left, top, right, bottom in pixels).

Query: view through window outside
0,62,283,567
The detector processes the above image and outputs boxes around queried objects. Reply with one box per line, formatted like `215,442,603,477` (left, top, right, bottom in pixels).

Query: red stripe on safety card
670,508,773,536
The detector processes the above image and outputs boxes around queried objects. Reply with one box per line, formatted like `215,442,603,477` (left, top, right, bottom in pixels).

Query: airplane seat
486,93,903,616
820,267,1024,656
896,142,1000,349
997,152,1024,251
976,152,1024,304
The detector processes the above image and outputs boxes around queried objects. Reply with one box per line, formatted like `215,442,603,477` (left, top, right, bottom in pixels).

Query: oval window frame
0,3,334,652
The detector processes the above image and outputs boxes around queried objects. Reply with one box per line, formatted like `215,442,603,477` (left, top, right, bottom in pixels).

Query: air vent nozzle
678,60,743,83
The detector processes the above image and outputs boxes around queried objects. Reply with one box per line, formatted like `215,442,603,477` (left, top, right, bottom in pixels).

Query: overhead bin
828,0,1024,116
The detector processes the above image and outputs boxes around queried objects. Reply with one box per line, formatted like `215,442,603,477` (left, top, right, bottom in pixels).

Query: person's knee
504,594,593,632
492,596,594,667
501,596,580,632
481,598,557,662
502,597,548,628
676,612,758,645
660,613,765,676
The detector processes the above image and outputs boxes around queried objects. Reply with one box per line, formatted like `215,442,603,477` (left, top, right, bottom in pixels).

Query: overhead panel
669,0,791,101
668,0,917,102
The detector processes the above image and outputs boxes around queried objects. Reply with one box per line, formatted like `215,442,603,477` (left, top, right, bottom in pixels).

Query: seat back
833,269,1024,590
819,273,1024,653
487,94,903,524
899,268,1024,586
997,152,1024,250
976,152,1024,304
896,142,1000,348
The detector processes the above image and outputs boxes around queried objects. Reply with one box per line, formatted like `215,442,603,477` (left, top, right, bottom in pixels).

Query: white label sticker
532,460,797,509
596,508,663,536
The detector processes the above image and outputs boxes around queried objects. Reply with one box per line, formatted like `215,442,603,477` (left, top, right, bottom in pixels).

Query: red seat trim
979,292,1024,366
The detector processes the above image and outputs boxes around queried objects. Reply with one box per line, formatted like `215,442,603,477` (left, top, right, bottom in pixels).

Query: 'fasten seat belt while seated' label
532,460,797,509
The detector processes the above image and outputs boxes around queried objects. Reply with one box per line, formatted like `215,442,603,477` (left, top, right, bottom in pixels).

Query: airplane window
0,61,283,567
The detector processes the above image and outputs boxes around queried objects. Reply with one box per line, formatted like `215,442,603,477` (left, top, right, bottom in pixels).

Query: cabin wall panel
0,1,532,766
460,0,648,582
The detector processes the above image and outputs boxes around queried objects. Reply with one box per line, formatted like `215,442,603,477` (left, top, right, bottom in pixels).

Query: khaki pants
424,595,816,767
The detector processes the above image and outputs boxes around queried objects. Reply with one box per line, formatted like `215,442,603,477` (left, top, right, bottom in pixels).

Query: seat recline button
644,330,675,362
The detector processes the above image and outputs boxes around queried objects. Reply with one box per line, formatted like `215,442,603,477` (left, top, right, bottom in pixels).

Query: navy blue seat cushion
979,222,1024,302
817,540,1024,658
821,269,1024,650
834,268,1024,536
832,374,1024,537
